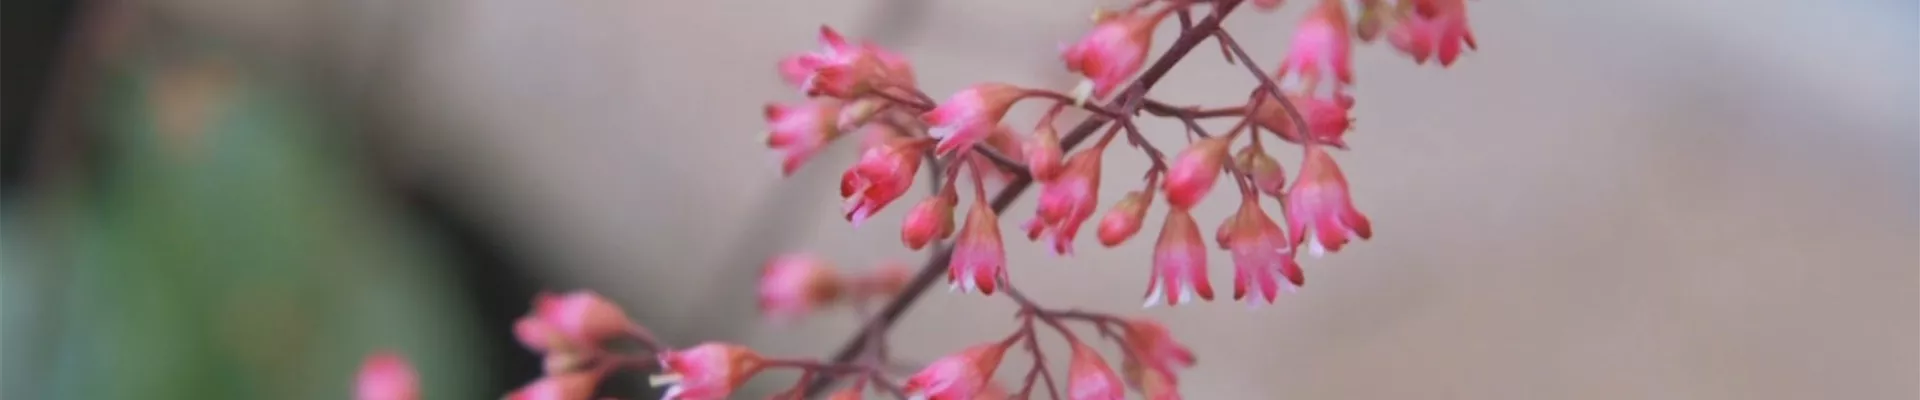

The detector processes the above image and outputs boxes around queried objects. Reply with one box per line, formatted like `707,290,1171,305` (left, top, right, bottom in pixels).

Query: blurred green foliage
3,53,488,400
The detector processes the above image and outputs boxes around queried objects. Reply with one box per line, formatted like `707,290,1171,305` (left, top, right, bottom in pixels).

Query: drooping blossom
513,291,639,355
1025,123,1065,181
922,83,1027,156
1118,318,1196,394
1275,0,1354,90
506,370,605,400
1145,209,1212,307
355,352,418,400
1022,149,1103,255
1163,136,1232,210
1220,192,1305,305
842,137,929,227
1386,0,1477,67
1097,190,1152,247
758,253,846,323
780,25,917,97
765,99,845,176
1066,342,1126,400
1234,145,1287,197
1286,146,1372,256
948,183,1006,295
902,339,1015,400
1062,8,1172,102
901,187,958,250
1249,90,1352,148
651,343,766,400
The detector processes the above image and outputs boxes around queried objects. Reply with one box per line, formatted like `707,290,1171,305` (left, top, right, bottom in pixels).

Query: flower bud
900,189,958,250
758,253,845,323
1097,191,1151,247
1163,136,1232,210
1234,145,1286,197
1025,124,1065,181
355,352,418,400
903,339,1016,400
922,83,1027,156
1066,342,1125,400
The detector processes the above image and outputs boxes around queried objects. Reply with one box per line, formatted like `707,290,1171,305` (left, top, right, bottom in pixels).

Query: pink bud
765,99,845,176
903,339,1015,400
1145,209,1213,307
900,189,958,250
1286,147,1372,257
1234,146,1286,197
1066,342,1125,400
1025,124,1065,181
520,291,638,353
842,137,929,227
355,352,419,400
828,388,864,400
1097,191,1151,247
1162,137,1231,210
922,83,1027,156
758,253,845,323
651,343,766,400
506,370,604,400
1062,8,1170,100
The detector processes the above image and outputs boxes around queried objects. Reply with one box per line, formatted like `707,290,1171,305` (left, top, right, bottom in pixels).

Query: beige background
156,0,1917,398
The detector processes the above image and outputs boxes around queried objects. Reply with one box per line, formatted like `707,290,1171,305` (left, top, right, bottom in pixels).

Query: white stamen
1070,80,1095,107
1177,283,1195,305
649,374,683,387
928,126,955,139
1306,232,1328,258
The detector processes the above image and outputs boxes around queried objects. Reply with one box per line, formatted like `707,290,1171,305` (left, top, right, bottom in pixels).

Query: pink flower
1097,190,1151,247
782,25,917,97
513,291,639,354
1220,193,1305,305
901,188,958,250
1386,0,1477,67
1145,209,1213,307
841,137,929,227
1066,342,1126,400
1022,149,1103,255
1163,136,1231,210
1118,318,1196,392
506,371,604,400
1275,1,1354,89
903,339,1015,400
1286,147,1373,256
651,343,766,400
948,188,1006,295
922,83,1026,156
758,253,846,323
1062,9,1170,101
1235,146,1287,197
765,99,844,176
829,387,865,400
1250,90,1353,148
355,352,418,400
1025,123,1065,182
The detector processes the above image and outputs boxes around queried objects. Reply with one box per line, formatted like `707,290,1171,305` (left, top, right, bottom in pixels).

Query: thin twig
1212,29,1312,145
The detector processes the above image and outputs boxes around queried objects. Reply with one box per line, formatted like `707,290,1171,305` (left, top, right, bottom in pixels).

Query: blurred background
2,0,1915,399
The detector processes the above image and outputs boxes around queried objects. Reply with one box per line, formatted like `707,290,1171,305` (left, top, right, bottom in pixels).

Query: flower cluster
359,0,1477,398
